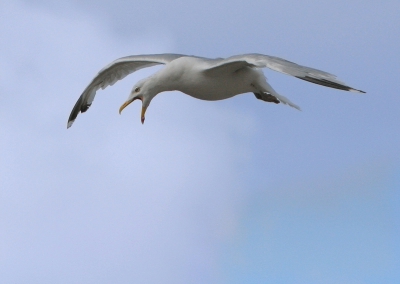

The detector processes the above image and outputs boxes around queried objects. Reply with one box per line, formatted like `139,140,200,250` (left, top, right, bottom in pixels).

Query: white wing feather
68,54,185,128
204,53,365,93
68,53,365,128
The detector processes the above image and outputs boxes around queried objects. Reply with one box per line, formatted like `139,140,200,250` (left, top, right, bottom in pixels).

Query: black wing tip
81,104,91,113
348,87,366,94
296,76,365,94
355,89,366,94
67,120,74,129
67,94,92,129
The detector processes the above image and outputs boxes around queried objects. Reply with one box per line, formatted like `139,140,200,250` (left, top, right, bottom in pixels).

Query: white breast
163,57,260,101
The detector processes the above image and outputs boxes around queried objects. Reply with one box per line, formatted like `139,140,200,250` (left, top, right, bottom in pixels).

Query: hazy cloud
1,1,399,283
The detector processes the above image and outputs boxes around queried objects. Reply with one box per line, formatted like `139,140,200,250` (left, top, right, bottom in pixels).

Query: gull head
119,77,157,124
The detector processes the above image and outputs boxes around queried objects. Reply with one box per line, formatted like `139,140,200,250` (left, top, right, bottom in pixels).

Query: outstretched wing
67,53,185,128
203,53,365,93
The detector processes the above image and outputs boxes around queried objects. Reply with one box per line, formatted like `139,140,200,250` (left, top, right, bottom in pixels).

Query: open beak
119,98,135,114
119,97,147,124
141,106,147,124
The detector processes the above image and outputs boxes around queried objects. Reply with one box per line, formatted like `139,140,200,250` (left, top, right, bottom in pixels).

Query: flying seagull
67,53,365,128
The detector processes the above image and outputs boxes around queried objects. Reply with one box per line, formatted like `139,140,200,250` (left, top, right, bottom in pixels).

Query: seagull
67,53,365,128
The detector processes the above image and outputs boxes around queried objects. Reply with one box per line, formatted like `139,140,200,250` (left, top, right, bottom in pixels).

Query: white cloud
0,2,254,283
2,1,399,283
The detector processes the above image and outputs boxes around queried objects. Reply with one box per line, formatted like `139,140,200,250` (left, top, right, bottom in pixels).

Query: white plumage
68,53,364,128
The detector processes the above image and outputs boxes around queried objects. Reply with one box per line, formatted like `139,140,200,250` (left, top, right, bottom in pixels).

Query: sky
1,0,399,283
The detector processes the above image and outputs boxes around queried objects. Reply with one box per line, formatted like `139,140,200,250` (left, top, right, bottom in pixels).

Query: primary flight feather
67,53,365,128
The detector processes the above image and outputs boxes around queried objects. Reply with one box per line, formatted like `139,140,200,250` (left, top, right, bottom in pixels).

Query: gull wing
202,60,255,76
203,53,365,93
67,53,185,128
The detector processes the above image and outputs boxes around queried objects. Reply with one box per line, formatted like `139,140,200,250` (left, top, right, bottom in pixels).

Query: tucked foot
253,92,280,104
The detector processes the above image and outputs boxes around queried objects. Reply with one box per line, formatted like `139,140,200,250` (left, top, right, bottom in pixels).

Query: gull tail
259,81,301,110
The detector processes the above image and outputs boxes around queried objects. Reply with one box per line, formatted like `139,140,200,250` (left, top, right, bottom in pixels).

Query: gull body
142,57,265,100
67,53,365,128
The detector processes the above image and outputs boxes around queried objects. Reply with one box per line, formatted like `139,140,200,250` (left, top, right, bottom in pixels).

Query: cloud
2,1,400,283
0,2,254,283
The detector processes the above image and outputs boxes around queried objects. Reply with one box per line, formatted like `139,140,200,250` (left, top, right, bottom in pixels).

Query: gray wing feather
67,53,185,128
202,60,255,76
204,53,365,93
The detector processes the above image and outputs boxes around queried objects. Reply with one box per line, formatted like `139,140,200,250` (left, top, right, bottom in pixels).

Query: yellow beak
119,99,147,124
141,106,147,124
119,100,133,114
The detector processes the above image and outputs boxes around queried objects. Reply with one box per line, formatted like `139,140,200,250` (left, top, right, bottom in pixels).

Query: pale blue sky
1,1,399,283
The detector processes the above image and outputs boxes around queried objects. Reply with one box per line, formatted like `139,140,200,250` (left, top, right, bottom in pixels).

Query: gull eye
135,87,140,92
